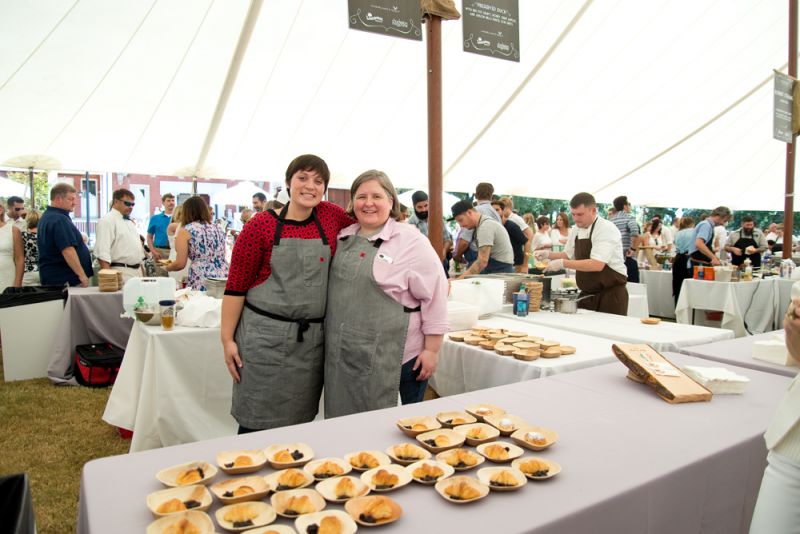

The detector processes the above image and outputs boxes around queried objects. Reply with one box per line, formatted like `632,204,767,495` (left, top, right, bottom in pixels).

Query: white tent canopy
211,180,270,207
0,0,791,210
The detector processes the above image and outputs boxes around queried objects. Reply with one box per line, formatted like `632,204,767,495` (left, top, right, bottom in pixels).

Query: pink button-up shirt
338,217,449,364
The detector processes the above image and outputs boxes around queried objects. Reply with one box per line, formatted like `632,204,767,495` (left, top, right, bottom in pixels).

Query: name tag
377,253,394,264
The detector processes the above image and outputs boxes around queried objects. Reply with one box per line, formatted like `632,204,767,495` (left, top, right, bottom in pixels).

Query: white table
775,277,796,327
678,330,798,378
675,279,780,337
102,322,237,452
493,305,734,352
640,270,676,318
78,353,791,534
431,316,619,396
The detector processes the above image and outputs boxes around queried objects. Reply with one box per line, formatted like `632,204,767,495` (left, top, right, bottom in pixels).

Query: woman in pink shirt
324,170,449,418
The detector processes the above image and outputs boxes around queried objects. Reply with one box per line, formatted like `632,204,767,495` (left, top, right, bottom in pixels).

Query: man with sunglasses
6,196,27,232
94,188,146,282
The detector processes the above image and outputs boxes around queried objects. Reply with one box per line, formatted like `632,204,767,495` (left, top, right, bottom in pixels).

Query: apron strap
372,238,384,248
272,203,328,247
311,210,329,246
243,300,323,342
403,305,421,313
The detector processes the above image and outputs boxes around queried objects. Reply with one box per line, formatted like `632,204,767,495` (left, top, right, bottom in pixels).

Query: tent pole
85,171,91,240
192,176,198,196
426,15,444,261
785,0,798,260
28,167,35,210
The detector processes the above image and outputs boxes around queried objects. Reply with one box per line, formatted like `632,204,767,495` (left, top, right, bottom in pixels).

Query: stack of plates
98,269,122,292
524,282,543,312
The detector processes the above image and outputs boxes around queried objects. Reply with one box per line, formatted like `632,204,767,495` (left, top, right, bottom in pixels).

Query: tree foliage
5,171,50,210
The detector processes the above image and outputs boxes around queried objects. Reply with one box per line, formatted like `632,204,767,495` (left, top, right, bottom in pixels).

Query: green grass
0,352,129,533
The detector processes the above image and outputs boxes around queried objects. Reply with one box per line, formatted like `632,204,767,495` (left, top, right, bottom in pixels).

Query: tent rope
0,0,79,93
44,0,160,154
444,0,595,178
593,61,794,195
124,0,217,170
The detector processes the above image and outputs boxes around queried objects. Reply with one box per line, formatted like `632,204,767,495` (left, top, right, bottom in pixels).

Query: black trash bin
0,473,36,534
0,285,68,308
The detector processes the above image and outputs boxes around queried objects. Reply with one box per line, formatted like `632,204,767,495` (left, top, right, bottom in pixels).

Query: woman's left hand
413,349,439,381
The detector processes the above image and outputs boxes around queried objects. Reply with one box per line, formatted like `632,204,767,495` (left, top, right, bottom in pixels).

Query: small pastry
223,503,258,528
444,449,478,468
489,470,519,487
283,495,315,516
475,407,493,416
276,469,307,491
156,498,186,514
483,444,510,461
163,518,201,534
314,461,344,479
358,496,394,524
393,444,424,461
448,417,466,425
467,427,485,440
308,515,343,534
444,480,481,501
181,486,204,509
497,418,515,431
175,467,204,486
225,455,254,469
519,458,550,477
525,431,547,446
371,469,399,490
412,462,444,482
223,485,255,498
423,434,450,448
273,449,303,463
334,477,357,499
350,452,379,469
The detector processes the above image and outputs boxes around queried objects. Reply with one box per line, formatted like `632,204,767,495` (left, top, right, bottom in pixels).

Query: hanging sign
774,71,794,143
462,0,519,62
348,0,422,41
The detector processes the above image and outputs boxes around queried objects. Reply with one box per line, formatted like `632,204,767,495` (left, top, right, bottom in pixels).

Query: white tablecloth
430,316,618,396
493,306,733,352
678,330,798,377
775,278,795,324
675,279,779,337
78,353,791,534
640,270,676,318
102,322,237,452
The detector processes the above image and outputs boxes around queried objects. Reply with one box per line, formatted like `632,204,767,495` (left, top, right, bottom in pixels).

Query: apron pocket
302,253,326,287
331,250,361,282
333,323,380,376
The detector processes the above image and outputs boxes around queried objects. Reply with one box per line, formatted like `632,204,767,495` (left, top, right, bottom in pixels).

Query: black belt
244,300,323,342
110,262,141,269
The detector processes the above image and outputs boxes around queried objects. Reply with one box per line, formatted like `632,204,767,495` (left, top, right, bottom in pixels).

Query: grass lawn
0,352,129,533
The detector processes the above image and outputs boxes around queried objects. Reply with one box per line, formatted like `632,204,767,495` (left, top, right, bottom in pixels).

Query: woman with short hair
324,170,448,417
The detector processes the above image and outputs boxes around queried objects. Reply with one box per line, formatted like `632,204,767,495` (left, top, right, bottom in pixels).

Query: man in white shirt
6,196,27,232
536,192,628,315
765,222,779,243
453,182,501,265
500,196,534,272
659,216,674,253
94,188,146,282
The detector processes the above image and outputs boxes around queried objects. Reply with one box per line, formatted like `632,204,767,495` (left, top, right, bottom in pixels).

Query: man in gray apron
725,215,767,268
539,193,629,315
231,204,330,431
324,233,417,418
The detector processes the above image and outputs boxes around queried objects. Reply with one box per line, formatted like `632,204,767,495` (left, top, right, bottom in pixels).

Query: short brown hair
500,196,514,210
26,209,41,230
50,183,76,200
710,206,731,218
475,182,494,201
285,154,330,191
112,188,134,202
536,216,550,228
679,216,695,230
570,192,596,209
161,193,175,203
490,199,506,211
180,196,211,225
347,170,401,221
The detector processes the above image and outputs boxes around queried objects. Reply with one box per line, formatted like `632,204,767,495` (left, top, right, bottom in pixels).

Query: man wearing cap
451,199,514,276
536,192,628,315
407,191,452,264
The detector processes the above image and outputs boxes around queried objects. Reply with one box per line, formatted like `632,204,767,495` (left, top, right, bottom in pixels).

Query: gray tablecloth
78,353,790,534
640,269,676,318
678,330,799,377
47,287,133,385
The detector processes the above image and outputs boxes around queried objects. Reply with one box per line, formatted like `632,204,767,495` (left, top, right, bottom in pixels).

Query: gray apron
231,204,330,430
324,233,417,418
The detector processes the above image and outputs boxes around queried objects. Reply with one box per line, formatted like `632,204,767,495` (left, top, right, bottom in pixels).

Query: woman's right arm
221,295,245,382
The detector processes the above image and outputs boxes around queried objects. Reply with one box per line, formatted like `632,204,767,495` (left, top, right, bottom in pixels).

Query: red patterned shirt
225,202,355,295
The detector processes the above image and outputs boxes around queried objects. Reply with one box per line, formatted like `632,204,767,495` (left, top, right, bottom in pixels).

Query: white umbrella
2,154,61,209
0,176,26,198
212,181,271,207
397,190,463,215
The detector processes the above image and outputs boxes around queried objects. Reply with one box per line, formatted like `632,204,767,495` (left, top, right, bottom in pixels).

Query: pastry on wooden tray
412,462,445,482
444,480,481,501
371,469,399,490
357,496,395,524
283,495,316,516
488,470,518,488
482,444,510,462
276,469,308,491
349,451,379,470
222,503,259,528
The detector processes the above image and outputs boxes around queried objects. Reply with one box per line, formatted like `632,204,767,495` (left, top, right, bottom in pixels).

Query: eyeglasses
123,201,135,207
13,207,24,211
